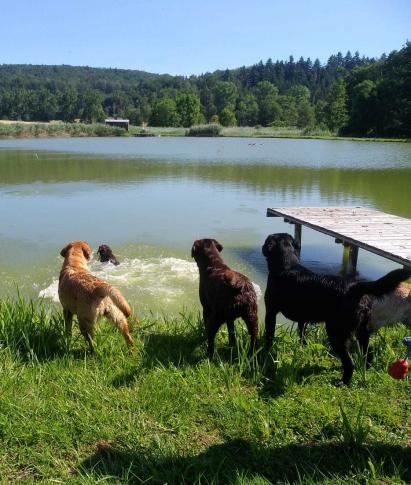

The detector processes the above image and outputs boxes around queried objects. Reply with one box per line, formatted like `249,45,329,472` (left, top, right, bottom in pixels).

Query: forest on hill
0,42,410,137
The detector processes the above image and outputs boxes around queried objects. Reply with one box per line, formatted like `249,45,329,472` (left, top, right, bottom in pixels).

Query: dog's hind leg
227,320,236,347
355,324,373,367
243,312,259,355
78,318,96,351
63,309,73,337
203,308,210,331
355,297,373,367
206,318,222,359
326,323,354,385
264,304,278,349
106,305,135,349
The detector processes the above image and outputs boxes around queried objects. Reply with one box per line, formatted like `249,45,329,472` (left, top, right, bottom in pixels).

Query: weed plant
186,124,222,137
339,401,372,449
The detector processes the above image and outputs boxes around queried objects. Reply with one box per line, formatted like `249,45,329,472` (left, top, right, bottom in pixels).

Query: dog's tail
94,284,132,317
349,268,411,301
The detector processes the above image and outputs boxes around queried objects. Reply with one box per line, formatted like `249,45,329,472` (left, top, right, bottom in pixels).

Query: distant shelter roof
105,118,129,130
105,119,129,123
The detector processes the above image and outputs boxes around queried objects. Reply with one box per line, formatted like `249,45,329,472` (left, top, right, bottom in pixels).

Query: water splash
39,279,59,302
39,256,200,304
38,255,262,307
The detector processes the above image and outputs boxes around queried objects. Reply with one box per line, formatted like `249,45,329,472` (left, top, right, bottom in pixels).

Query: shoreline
0,121,409,143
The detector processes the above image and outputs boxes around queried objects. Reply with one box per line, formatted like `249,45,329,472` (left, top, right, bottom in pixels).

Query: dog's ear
81,241,92,260
292,238,301,254
262,236,274,257
60,242,71,258
285,234,300,254
191,241,198,258
213,239,223,252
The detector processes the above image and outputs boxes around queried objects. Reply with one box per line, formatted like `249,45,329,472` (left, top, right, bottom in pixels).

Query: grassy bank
0,296,410,483
0,121,127,138
219,126,410,143
1,121,409,142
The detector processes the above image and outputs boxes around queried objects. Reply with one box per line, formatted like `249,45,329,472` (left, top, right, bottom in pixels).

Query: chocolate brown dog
58,240,134,350
191,238,258,357
97,244,120,265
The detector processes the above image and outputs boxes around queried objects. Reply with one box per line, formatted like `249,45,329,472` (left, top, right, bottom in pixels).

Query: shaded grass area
0,296,410,483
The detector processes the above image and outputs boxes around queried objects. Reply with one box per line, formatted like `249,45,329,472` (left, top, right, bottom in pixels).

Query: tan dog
369,282,411,331
58,240,134,350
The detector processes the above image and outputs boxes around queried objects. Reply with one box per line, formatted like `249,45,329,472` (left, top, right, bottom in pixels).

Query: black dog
262,233,411,384
97,244,120,265
191,239,259,358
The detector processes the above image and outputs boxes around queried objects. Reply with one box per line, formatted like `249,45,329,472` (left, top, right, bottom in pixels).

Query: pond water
0,136,410,317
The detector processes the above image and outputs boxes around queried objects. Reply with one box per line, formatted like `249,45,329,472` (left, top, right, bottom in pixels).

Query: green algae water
1,137,410,316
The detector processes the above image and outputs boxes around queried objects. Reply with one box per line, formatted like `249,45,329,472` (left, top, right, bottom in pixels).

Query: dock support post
294,223,302,248
342,244,359,276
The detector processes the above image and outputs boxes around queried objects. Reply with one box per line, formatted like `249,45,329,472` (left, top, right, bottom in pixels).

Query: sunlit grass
0,121,126,138
0,296,410,483
1,121,407,142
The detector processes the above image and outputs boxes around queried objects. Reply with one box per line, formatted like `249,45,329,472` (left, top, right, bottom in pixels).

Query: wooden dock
266,207,411,275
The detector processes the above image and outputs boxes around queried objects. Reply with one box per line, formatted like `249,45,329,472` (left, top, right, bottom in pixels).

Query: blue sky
2,0,410,75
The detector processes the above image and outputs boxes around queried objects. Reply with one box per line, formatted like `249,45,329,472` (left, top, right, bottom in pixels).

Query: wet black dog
191,238,259,358
262,233,411,384
97,244,120,266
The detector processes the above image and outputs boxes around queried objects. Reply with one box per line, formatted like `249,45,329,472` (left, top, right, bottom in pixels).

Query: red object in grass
388,359,409,379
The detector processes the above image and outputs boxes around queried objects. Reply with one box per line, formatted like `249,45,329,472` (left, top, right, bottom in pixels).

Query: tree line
0,42,410,137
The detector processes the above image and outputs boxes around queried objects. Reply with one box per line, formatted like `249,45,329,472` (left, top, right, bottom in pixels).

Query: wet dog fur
58,240,134,350
97,244,120,265
191,238,258,357
262,233,411,384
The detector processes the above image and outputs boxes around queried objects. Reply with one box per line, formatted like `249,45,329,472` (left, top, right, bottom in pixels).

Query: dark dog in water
262,233,411,384
191,238,258,358
97,244,120,265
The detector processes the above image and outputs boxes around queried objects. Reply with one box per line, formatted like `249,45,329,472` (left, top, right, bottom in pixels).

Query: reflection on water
0,137,410,315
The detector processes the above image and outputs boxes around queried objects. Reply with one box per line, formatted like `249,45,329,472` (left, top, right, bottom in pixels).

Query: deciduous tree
325,79,348,132
176,93,202,127
80,90,105,123
150,98,180,126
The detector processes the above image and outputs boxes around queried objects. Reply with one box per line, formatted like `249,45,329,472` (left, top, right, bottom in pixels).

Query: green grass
219,126,410,142
0,122,127,138
132,125,409,142
129,125,186,137
1,121,409,142
0,296,410,484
